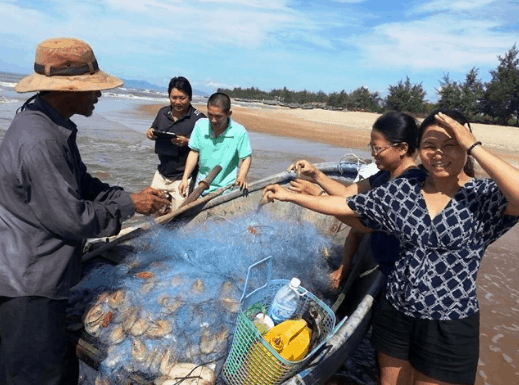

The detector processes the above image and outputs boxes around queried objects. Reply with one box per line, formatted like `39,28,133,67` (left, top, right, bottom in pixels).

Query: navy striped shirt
348,175,519,320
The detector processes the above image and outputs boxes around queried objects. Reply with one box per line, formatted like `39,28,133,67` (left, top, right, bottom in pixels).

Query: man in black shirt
146,77,205,215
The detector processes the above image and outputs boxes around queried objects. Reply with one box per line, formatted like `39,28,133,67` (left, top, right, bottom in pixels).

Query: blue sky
0,0,517,100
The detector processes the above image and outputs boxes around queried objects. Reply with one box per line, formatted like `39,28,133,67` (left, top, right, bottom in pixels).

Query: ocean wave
0,81,16,88
102,91,168,102
0,96,18,104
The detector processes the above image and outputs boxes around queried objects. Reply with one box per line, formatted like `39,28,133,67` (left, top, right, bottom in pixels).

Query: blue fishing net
71,211,342,384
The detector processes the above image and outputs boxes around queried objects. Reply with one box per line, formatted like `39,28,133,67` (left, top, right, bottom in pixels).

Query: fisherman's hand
435,112,476,151
172,134,189,147
179,179,189,198
131,187,170,215
146,128,157,140
262,184,292,203
288,179,323,196
287,160,318,181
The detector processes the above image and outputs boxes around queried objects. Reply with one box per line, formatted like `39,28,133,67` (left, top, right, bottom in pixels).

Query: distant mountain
193,89,211,97
122,78,210,96
122,79,164,91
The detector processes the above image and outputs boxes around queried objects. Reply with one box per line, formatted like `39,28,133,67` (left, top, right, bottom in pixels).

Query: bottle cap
254,313,274,334
289,278,301,289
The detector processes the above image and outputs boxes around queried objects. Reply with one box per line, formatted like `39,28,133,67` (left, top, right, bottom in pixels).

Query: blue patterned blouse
347,175,519,320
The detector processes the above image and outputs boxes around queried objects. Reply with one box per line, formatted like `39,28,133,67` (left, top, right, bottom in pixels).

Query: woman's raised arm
436,112,519,216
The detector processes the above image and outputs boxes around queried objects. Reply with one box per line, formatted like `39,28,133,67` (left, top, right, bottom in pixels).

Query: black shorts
371,298,479,384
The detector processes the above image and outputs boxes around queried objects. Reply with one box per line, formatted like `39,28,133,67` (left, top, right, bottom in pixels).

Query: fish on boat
70,161,384,385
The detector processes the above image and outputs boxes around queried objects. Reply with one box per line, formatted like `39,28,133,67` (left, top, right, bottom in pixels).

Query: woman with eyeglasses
264,110,519,385
287,111,423,291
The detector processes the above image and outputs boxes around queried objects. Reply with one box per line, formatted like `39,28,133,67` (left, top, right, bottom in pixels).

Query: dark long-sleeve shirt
0,97,135,299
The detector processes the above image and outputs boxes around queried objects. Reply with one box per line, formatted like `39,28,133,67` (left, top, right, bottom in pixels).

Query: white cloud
349,10,515,71
411,0,497,14
0,0,325,51
196,0,293,11
0,4,53,38
103,0,181,13
204,79,239,90
332,0,368,3
1,0,514,94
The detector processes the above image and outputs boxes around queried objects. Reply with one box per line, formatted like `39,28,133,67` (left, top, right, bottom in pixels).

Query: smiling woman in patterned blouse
263,110,519,385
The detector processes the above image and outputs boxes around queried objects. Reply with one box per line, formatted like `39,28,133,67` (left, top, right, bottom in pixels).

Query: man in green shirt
179,92,252,195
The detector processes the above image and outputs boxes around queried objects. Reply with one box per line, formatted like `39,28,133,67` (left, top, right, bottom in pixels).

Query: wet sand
136,102,519,384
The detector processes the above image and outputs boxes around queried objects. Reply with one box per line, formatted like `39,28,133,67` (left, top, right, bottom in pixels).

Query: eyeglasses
367,143,399,156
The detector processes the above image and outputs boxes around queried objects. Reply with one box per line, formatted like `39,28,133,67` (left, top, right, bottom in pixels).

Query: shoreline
137,103,373,150
136,103,519,170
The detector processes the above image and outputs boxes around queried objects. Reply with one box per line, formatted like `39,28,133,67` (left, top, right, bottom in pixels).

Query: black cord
466,141,482,155
170,354,227,385
16,91,49,113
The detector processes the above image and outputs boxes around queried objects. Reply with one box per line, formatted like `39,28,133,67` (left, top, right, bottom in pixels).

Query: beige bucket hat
15,37,123,93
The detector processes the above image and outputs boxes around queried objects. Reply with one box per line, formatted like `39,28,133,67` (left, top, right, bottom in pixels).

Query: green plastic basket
222,256,336,385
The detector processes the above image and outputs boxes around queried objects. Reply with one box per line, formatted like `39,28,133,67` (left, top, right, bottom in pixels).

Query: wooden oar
154,183,232,225
82,166,228,263
179,165,222,208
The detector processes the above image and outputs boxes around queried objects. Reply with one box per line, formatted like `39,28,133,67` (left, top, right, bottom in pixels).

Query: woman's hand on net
287,160,318,181
288,179,323,196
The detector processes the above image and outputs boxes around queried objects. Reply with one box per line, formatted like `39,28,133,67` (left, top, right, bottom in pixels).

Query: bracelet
466,141,482,155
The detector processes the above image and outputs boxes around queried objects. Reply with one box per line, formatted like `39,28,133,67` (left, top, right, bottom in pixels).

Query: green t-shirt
188,118,252,193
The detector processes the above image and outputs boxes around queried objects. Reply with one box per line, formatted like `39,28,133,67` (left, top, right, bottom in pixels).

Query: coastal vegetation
220,45,519,126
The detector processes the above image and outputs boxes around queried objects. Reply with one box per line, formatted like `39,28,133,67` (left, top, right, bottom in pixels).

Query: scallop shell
146,320,173,338
108,324,126,345
129,318,150,336
191,279,204,294
108,290,127,309
130,338,148,362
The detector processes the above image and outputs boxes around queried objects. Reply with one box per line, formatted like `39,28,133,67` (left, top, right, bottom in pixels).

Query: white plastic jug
268,278,302,325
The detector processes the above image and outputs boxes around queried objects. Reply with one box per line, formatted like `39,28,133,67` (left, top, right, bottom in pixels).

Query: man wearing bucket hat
0,37,170,385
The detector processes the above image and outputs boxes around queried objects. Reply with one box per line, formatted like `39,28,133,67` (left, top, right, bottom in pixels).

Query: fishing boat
71,161,384,385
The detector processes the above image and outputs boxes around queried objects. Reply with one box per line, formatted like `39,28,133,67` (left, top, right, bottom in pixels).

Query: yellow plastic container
264,319,311,361
241,319,311,385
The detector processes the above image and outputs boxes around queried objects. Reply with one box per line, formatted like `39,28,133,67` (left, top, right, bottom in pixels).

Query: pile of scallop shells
81,259,241,384
74,212,339,384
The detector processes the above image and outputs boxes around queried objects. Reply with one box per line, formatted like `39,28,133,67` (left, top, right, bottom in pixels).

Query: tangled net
69,211,342,384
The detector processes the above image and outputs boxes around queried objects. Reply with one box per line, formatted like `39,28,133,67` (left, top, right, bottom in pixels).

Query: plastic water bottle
268,278,301,325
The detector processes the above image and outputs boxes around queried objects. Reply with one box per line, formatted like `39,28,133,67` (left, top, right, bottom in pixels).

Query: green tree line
219,44,519,126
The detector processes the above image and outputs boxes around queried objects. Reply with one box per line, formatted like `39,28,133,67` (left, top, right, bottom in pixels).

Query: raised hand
435,112,477,151
287,159,318,181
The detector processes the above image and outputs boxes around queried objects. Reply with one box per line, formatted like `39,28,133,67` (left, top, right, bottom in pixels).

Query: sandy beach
139,103,519,171
136,102,519,384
